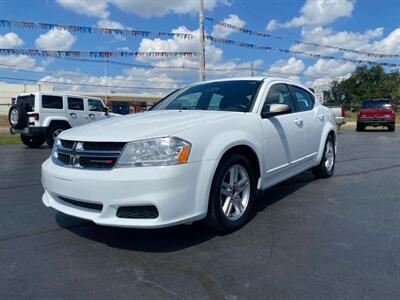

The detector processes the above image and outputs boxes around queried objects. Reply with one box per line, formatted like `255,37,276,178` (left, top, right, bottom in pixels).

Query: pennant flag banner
0,19,195,40
206,36,400,68
206,17,400,59
0,49,199,58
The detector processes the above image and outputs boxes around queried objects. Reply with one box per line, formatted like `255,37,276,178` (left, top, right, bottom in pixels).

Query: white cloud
137,26,223,68
0,32,24,48
57,0,229,18
0,55,43,71
35,29,76,50
38,67,181,94
267,57,305,77
96,19,125,29
56,0,109,18
291,26,383,55
366,28,400,55
211,14,245,38
304,59,355,88
267,0,354,30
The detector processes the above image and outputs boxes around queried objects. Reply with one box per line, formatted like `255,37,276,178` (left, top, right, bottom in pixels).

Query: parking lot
1,131,400,299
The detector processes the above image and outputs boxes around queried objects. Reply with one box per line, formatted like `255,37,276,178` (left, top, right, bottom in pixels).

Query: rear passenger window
290,86,314,112
68,97,84,110
42,95,63,109
88,99,104,112
262,83,295,113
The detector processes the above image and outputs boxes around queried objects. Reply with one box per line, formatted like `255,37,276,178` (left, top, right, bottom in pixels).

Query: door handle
69,113,77,119
88,113,95,120
294,118,304,126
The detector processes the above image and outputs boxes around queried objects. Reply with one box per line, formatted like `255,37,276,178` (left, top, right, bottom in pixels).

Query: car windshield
362,100,392,109
152,80,262,112
16,94,35,112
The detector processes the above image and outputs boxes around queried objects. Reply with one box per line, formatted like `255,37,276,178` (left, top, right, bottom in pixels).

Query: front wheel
312,136,335,178
20,135,45,148
388,124,395,132
204,154,256,233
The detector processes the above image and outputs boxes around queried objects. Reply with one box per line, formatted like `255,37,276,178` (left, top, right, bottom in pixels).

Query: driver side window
262,84,295,113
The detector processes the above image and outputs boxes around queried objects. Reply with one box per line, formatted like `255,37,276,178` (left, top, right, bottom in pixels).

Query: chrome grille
53,140,126,169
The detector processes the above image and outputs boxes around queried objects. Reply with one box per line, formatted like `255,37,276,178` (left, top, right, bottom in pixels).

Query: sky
0,0,399,95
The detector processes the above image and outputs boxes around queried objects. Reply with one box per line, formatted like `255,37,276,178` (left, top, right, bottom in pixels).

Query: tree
329,65,400,109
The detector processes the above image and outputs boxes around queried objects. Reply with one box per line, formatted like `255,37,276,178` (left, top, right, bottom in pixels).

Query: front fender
316,121,337,163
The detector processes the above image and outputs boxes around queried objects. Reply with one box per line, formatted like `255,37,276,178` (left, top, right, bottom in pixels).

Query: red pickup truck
357,100,396,132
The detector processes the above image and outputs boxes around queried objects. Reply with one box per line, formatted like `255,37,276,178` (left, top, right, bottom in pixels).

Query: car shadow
57,171,316,253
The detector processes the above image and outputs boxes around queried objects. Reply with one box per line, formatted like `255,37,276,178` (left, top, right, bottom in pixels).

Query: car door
66,96,86,127
86,98,107,122
289,85,322,162
259,83,306,186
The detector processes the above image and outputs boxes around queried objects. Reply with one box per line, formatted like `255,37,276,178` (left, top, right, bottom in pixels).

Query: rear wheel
204,154,256,233
312,135,335,179
388,124,395,132
356,123,364,132
20,135,45,148
46,124,70,147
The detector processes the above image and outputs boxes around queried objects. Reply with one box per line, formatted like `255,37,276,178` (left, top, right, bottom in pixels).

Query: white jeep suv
8,92,108,148
41,78,336,233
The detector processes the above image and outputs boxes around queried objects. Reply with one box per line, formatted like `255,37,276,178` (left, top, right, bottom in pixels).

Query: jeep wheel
356,123,364,132
21,135,45,148
8,104,27,129
46,124,70,147
388,124,395,132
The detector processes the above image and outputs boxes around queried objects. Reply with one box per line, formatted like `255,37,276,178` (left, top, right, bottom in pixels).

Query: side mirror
261,104,290,118
103,106,109,116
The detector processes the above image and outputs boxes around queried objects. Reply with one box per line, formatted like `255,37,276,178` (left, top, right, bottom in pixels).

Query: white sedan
41,77,336,233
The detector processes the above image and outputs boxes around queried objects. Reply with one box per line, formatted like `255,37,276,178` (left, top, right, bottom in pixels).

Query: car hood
59,110,241,142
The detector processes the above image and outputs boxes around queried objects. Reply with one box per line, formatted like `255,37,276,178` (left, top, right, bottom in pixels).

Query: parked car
329,106,346,128
357,99,396,131
41,77,337,233
8,92,109,147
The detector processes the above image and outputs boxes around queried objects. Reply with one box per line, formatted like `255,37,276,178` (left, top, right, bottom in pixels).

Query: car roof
16,92,102,100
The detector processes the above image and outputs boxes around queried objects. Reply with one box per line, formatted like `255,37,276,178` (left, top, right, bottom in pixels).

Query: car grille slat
54,140,126,169
116,206,159,219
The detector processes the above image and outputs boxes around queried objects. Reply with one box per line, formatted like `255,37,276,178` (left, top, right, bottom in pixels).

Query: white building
0,82,54,115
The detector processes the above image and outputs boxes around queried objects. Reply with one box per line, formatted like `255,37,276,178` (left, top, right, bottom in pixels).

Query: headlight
116,137,191,167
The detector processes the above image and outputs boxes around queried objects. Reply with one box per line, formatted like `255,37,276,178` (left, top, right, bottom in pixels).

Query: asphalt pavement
1,130,400,299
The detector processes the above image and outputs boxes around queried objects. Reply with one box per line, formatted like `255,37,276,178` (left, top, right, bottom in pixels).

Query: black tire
312,135,335,179
46,124,70,147
8,104,27,129
20,135,45,148
388,124,395,132
204,153,256,234
356,123,364,132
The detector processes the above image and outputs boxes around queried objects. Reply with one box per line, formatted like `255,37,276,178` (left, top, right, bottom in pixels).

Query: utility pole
251,62,254,77
199,0,205,81
104,59,108,105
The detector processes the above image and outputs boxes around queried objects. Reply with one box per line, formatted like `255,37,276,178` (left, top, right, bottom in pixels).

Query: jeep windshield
16,94,35,112
152,80,262,112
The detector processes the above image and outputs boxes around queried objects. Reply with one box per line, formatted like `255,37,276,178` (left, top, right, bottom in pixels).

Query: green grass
0,133,21,145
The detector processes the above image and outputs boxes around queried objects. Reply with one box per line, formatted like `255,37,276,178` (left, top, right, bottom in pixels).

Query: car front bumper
41,158,216,228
